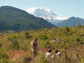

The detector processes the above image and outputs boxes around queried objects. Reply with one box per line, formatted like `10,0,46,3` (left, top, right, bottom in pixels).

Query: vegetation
0,26,84,63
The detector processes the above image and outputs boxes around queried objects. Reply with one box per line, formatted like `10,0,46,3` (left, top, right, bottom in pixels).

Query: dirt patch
7,50,28,61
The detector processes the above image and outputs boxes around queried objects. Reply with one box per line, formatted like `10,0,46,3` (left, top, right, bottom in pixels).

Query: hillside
0,26,84,63
57,17,84,27
0,6,55,31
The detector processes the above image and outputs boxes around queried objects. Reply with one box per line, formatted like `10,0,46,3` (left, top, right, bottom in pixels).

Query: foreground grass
0,26,84,63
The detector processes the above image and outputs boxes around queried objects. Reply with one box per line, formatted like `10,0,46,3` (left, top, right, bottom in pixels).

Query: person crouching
45,49,52,58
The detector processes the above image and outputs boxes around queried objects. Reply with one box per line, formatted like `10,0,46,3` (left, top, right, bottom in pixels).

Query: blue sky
0,0,84,18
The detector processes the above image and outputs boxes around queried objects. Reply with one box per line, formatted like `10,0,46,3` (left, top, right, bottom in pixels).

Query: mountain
0,6,55,31
26,7,67,25
57,17,84,27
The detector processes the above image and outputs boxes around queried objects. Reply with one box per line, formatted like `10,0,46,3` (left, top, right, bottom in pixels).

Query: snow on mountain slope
26,7,67,25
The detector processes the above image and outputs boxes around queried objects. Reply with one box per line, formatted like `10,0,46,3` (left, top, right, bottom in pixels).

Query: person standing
31,38,38,57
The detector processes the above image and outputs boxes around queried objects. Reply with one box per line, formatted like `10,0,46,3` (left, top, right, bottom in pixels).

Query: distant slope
0,6,55,31
57,17,84,27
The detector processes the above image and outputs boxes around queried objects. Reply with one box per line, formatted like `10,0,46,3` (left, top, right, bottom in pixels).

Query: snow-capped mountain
26,7,67,25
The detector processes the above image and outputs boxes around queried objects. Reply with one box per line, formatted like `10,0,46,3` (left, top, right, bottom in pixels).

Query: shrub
64,51,68,63
40,40,51,48
12,40,19,49
0,43,3,48
0,52,9,59
39,34,48,40
22,56,32,63
25,32,29,36
81,58,84,63
65,27,70,32
0,59,10,63
36,55,48,63
77,24,83,28
8,36,17,42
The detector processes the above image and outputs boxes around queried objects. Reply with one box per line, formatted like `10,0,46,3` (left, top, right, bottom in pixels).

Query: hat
55,50,59,53
48,49,52,53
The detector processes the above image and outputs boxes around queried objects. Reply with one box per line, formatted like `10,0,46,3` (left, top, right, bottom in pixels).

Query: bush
77,24,83,28
0,52,9,59
25,32,29,36
36,55,48,63
0,59,10,63
40,40,51,48
22,56,32,63
8,36,17,42
65,27,70,32
39,34,48,40
81,58,84,63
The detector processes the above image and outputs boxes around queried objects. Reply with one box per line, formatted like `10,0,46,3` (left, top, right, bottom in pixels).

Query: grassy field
0,25,84,63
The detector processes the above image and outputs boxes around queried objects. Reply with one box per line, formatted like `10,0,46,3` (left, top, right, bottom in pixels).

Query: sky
0,0,84,18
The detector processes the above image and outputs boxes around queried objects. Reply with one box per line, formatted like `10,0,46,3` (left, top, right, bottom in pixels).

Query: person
31,38,38,56
45,49,52,58
52,50,61,58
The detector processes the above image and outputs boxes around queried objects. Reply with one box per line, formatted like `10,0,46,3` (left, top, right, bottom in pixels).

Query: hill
0,6,55,31
57,17,84,27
